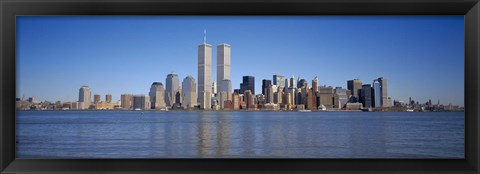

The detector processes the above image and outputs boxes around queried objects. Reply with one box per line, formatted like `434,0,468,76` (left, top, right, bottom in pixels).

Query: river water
16,110,464,158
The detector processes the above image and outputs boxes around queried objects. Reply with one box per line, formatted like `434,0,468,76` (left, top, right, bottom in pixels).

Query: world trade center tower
216,43,231,94
198,30,212,110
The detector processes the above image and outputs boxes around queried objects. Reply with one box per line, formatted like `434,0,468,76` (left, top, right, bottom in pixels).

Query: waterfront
16,111,464,158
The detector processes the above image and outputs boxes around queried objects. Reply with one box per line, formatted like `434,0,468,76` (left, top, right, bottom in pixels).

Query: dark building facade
347,79,362,102
297,79,307,89
240,76,255,94
361,84,373,108
262,79,272,96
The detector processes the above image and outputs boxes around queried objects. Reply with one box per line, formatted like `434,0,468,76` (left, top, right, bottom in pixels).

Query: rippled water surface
16,111,464,158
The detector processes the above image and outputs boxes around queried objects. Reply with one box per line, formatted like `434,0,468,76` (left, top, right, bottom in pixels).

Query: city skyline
16,16,464,106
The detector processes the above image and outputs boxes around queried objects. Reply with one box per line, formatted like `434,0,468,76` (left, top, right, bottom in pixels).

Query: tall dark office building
240,76,255,94
297,79,307,88
361,84,373,108
262,79,272,95
347,79,362,101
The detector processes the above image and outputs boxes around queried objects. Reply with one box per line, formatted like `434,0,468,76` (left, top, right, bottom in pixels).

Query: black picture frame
1,0,479,173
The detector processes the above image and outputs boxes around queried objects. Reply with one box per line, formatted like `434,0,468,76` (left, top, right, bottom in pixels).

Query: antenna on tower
204,29,206,44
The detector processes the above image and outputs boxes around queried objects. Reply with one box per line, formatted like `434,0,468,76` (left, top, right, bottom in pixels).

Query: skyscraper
373,77,390,107
372,80,381,107
289,75,296,89
133,95,150,110
182,76,197,108
120,94,133,110
244,90,254,109
240,76,255,94
198,30,212,110
262,79,272,95
217,43,231,93
149,82,166,109
105,94,112,103
297,79,307,89
312,76,318,93
334,87,348,108
78,86,91,110
266,84,274,104
319,86,334,109
378,77,389,107
219,91,228,109
217,79,232,109
93,94,100,104
306,88,317,110
165,73,180,107
361,84,373,108
274,86,283,104
288,87,296,106
220,79,232,100
286,75,296,105
175,89,182,106
232,93,241,110
273,75,285,89
347,79,363,101
284,79,290,93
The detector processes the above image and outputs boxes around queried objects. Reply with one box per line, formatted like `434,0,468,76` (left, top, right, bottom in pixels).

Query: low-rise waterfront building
95,101,114,110
346,102,363,110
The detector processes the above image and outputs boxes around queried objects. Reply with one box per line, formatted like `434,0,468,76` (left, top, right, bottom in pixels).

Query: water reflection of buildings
196,112,233,157
239,114,256,155
197,112,213,156
215,112,231,155
148,112,203,158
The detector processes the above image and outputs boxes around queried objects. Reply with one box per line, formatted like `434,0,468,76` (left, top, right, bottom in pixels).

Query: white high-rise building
182,76,197,108
217,43,231,93
149,82,166,109
165,73,180,107
198,30,212,110
78,85,91,110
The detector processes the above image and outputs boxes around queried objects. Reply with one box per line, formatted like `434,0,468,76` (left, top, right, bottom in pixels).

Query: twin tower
198,30,231,109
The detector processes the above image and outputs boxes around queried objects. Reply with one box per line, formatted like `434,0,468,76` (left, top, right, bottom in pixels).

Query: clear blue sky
16,16,464,106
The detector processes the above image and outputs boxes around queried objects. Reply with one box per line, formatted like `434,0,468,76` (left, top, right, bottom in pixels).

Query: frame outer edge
466,1,480,173
474,2,479,172
1,0,480,174
0,0,4,172
0,0,16,173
